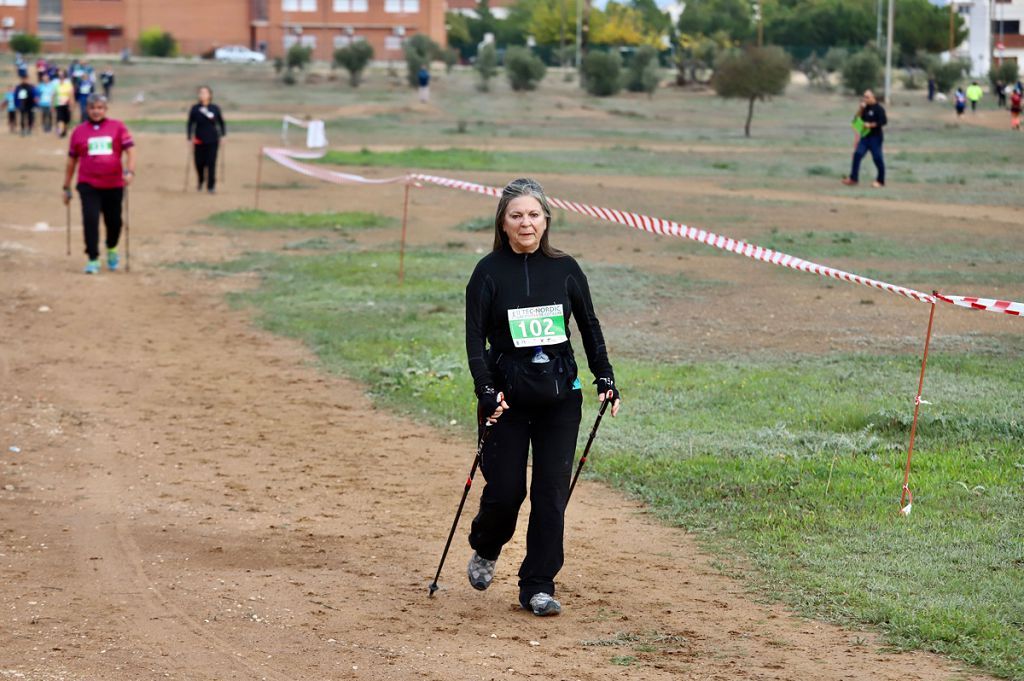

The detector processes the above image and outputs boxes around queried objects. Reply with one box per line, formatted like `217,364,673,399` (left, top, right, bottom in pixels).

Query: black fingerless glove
595,376,621,404
477,385,502,424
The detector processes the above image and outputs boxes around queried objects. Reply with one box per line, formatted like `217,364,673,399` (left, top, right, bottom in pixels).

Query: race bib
17,90,27,99
508,305,567,348
87,136,113,156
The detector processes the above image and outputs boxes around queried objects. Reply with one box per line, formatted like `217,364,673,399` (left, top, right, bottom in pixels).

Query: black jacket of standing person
187,103,226,144
861,102,887,141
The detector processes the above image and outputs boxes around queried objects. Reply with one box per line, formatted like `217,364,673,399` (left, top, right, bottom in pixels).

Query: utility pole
757,2,764,47
876,0,883,46
883,0,895,105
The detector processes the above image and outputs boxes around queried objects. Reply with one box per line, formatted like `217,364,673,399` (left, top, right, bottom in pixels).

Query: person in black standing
187,86,226,194
842,89,887,188
464,178,622,617
13,72,36,136
100,68,115,101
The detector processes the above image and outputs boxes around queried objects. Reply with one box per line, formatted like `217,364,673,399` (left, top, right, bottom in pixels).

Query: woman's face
502,196,547,254
198,87,212,105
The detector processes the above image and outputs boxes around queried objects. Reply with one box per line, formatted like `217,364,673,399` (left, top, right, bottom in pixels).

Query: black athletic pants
194,142,219,191
41,107,52,132
18,109,34,134
469,390,582,607
77,183,123,260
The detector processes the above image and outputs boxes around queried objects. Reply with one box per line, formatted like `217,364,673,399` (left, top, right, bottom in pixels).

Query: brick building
0,0,446,61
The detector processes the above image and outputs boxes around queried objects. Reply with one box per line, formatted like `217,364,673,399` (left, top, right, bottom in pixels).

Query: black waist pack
493,349,578,405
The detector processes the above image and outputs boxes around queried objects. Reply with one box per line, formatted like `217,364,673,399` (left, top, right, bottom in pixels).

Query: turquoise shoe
107,247,120,271
84,259,101,275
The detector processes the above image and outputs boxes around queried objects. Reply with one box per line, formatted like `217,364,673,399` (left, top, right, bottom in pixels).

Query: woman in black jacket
465,177,621,617
186,86,226,194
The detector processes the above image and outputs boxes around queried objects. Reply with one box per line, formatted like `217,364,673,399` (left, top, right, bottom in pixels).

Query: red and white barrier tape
935,294,1024,316
261,147,1024,317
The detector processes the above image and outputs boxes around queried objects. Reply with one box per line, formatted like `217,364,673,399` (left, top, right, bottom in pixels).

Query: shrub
582,51,622,97
9,33,42,55
934,60,967,93
442,47,459,74
841,49,882,94
475,43,498,91
286,44,313,72
626,45,661,96
505,46,546,92
822,47,849,73
989,61,1020,91
334,41,374,87
273,57,285,74
404,34,441,87
901,68,923,90
282,71,298,86
138,27,177,58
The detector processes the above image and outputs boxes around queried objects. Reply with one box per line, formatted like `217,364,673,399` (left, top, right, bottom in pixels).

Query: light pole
883,0,895,105
575,0,582,68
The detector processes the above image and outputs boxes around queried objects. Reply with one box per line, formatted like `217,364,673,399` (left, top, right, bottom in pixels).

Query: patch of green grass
206,209,395,231
455,215,493,232
806,165,834,176
187,246,1024,679
610,655,637,666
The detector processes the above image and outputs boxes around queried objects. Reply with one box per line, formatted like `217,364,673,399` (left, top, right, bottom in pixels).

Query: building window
0,0,28,6
333,0,367,10
282,0,316,11
284,34,316,49
38,19,63,40
992,20,1020,35
384,35,402,50
385,0,418,12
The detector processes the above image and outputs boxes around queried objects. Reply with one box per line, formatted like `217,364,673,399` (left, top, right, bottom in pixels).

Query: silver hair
492,178,562,256
86,93,108,106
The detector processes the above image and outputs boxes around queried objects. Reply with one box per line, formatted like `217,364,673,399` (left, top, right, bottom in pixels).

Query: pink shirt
68,118,134,189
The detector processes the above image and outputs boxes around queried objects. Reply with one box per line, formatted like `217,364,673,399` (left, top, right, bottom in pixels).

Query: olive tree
712,46,791,137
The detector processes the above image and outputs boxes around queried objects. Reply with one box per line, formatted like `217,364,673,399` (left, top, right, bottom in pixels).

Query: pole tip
428,582,439,597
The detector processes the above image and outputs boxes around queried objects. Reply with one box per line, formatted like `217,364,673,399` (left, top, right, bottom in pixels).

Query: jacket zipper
523,254,530,297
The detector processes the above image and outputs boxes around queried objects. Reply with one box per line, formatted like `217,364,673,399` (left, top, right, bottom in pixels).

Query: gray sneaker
527,592,561,617
467,552,497,591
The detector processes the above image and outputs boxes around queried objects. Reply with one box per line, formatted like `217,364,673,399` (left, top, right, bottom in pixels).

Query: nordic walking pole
428,424,491,597
65,200,71,256
124,187,131,273
567,399,610,503
220,140,226,186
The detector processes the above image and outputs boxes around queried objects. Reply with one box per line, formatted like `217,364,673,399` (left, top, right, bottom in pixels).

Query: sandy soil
0,127,1007,680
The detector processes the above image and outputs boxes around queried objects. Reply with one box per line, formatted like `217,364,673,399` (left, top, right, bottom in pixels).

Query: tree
626,44,661,95
630,0,672,38
505,46,547,90
138,27,177,57
933,60,967,93
893,0,967,56
989,61,1020,91
446,12,472,53
476,43,499,91
591,2,661,47
678,0,753,44
9,33,42,55
333,41,374,87
675,31,731,85
841,48,881,94
404,34,441,87
712,45,791,137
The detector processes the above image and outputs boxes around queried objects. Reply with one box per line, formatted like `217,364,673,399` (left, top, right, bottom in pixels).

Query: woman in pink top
62,94,136,274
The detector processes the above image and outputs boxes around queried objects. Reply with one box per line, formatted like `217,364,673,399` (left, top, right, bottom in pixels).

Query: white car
214,45,267,63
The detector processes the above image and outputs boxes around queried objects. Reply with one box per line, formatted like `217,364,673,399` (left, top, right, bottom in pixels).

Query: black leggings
77,183,123,260
41,107,52,132
469,390,582,607
194,142,219,190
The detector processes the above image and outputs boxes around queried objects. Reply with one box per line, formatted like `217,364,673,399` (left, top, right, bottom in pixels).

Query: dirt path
0,130,1000,680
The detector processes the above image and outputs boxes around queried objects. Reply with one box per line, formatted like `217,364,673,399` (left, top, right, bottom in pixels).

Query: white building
948,0,1023,77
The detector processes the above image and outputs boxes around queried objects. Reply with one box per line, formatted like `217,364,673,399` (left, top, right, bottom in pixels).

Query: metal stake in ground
254,148,264,210
899,294,938,516
398,182,410,283
428,424,491,597
567,399,610,502
183,145,191,193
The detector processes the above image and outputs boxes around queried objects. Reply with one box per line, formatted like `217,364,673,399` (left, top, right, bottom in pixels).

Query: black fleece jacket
465,244,613,394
